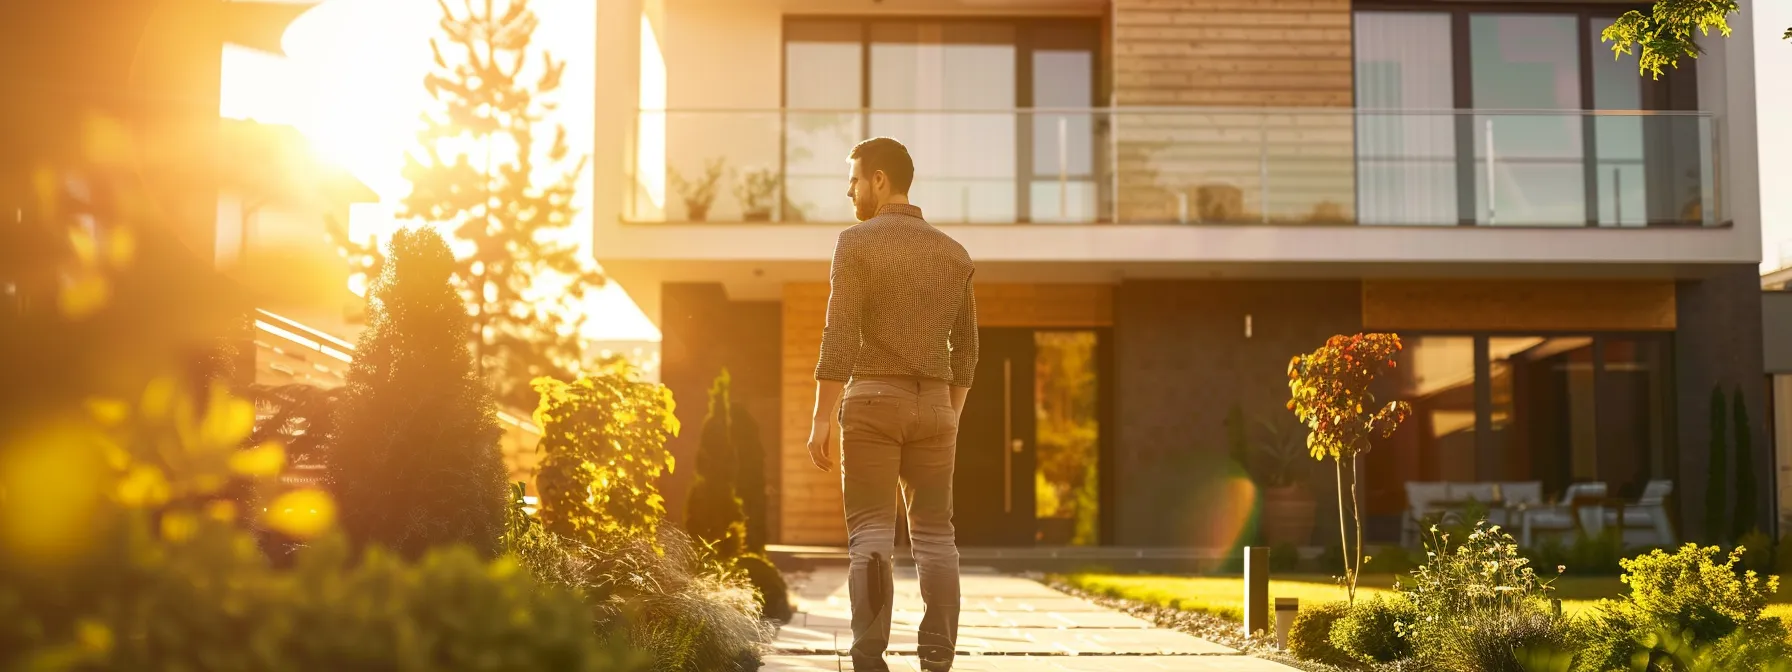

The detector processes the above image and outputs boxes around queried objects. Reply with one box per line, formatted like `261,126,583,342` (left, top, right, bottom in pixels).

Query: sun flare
219,0,659,345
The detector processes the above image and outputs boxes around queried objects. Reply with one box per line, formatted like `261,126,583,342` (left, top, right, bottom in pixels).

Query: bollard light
1275,598,1299,650
1244,546,1270,638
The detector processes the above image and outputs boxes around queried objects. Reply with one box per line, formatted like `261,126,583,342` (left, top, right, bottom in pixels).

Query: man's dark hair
849,137,915,194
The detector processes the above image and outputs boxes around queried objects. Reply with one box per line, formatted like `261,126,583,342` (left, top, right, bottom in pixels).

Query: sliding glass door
1352,7,1703,227
783,18,1100,224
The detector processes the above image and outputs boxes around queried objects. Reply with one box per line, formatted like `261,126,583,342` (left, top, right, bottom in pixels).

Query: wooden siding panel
1362,280,1679,333
1112,0,1356,223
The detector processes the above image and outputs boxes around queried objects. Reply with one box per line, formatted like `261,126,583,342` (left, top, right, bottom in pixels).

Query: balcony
626,108,1721,229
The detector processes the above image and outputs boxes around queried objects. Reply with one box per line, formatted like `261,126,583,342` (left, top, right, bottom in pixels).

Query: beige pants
839,376,961,672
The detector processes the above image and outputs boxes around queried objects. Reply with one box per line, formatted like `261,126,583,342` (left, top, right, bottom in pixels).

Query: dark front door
953,328,1038,546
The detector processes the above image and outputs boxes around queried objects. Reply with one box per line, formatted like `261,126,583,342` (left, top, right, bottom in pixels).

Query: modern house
586,0,1773,550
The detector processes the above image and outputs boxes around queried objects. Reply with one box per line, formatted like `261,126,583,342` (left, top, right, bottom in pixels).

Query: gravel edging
1036,575,1354,672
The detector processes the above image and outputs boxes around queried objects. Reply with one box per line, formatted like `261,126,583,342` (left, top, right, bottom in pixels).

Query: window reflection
1488,337,1597,495
1365,334,1673,544
1365,336,1476,519
1471,14,1585,226
1033,331,1099,546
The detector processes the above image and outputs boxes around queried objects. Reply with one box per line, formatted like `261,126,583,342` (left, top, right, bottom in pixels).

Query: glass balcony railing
626,108,1721,227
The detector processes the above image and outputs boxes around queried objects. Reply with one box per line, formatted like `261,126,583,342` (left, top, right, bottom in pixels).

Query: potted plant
1228,405,1317,546
671,157,725,222
735,166,779,222
1254,415,1318,546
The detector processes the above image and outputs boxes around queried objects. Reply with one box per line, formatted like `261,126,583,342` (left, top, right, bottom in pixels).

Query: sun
218,0,659,344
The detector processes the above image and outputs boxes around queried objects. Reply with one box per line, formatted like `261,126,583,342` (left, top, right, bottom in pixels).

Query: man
806,137,978,672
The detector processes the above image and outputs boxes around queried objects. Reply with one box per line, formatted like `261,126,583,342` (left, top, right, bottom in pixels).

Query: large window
782,18,1101,224
1353,7,1706,227
1362,333,1674,540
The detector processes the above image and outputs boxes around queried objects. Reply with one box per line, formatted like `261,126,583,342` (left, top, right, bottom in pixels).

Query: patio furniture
1491,481,1545,527
1601,480,1676,548
1520,482,1608,547
1403,481,1451,546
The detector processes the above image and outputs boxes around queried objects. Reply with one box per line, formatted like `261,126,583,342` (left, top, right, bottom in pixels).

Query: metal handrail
635,106,1717,117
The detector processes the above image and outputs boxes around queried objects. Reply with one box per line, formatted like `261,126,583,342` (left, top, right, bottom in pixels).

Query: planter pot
1261,484,1317,546
742,210,772,222
685,202,709,222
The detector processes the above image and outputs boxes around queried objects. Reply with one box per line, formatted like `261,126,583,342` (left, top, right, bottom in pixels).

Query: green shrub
533,368,680,544
1331,595,1416,663
512,523,770,672
685,370,747,559
1429,609,1577,672
1575,544,1786,671
331,227,509,559
1621,544,1779,644
1288,601,1355,666
734,553,792,623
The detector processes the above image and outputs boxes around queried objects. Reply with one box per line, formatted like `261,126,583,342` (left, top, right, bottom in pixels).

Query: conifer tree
1732,386,1757,541
732,400,768,553
685,369,747,559
366,0,601,411
330,227,508,559
1705,386,1728,544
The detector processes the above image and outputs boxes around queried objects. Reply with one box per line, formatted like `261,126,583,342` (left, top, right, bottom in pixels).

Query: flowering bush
1399,521,1559,629
1288,333,1411,603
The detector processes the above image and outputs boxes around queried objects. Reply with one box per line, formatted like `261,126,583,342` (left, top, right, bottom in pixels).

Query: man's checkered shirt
814,203,979,388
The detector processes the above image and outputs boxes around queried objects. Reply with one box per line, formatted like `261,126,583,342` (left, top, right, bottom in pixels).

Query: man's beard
854,200,876,221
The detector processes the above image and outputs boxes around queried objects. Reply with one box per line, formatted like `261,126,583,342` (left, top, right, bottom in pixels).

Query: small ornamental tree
331,227,509,559
532,368,679,545
1288,333,1411,604
685,370,748,559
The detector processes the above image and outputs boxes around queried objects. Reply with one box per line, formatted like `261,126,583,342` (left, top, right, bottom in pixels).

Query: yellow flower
263,489,336,540
115,466,170,508
75,619,113,654
160,511,198,542
206,500,238,522
229,442,286,478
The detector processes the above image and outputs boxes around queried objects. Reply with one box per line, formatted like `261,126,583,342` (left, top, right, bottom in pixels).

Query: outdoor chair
1601,479,1676,548
1492,481,1545,527
1519,482,1608,547
1403,481,1450,546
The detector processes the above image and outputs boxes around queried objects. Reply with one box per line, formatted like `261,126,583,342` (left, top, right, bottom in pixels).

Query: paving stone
763,654,1301,671
770,568,1291,671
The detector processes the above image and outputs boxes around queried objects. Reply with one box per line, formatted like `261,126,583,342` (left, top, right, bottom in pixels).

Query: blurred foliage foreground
0,379,646,671
0,115,768,671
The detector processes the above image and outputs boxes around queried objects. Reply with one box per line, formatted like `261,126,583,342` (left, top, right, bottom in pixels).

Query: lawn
1062,572,1792,622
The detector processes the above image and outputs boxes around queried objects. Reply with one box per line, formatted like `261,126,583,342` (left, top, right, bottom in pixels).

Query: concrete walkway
763,566,1298,671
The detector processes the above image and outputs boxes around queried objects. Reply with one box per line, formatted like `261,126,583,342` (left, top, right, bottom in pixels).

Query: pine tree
330,227,508,559
1705,386,1729,544
1732,386,1757,541
732,399,768,553
393,0,601,411
685,369,747,559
